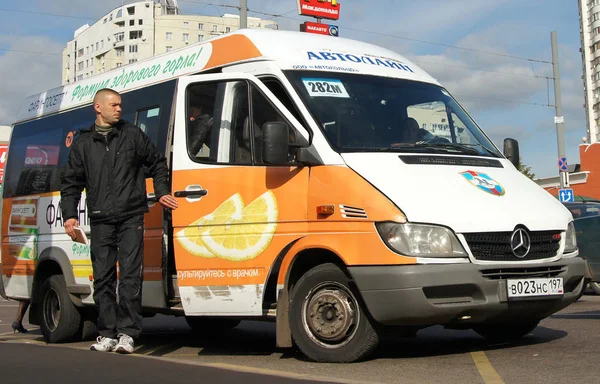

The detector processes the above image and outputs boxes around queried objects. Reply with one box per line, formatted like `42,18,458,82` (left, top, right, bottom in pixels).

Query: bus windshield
285,71,502,157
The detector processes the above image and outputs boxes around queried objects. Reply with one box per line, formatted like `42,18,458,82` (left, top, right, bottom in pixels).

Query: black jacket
188,114,213,156
60,120,170,223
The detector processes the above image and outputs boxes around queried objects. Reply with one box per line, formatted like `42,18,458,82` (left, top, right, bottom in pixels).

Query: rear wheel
39,275,82,343
79,319,98,341
289,263,379,363
590,282,600,295
473,321,539,343
78,308,99,341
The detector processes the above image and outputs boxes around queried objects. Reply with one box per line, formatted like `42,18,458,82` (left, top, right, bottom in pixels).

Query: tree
518,157,536,180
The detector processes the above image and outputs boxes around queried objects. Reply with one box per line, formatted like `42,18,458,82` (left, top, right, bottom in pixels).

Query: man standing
60,88,178,354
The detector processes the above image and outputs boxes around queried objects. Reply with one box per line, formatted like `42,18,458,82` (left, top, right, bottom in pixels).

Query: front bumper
348,257,586,326
588,259,600,282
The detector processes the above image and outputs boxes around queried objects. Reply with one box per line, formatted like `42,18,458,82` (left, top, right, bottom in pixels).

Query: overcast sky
0,0,585,178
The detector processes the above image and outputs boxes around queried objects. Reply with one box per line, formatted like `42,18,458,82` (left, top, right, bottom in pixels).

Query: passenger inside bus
187,93,214,159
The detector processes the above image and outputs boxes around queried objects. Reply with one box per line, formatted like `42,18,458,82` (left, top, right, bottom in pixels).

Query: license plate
506,277,564,299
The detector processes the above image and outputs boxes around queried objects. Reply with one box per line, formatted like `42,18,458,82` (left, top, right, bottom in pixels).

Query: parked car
563,199,600,294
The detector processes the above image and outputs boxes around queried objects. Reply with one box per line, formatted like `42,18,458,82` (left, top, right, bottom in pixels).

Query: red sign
297,0,341,21
0,144,8,183
301,22,339,37
25,145,60,167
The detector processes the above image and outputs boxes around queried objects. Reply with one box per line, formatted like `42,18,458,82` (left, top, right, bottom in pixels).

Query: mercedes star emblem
510,228,531,258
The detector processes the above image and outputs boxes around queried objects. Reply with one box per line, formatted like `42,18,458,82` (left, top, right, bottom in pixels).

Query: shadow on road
123,321,569,363
551,310,600,320
134,322,300,358
1,319,569,363
374,325,567,359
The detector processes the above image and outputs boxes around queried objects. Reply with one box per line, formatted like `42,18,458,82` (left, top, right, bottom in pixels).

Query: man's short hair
94,88,120,104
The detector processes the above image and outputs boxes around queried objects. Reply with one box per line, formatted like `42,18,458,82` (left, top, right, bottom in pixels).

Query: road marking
0,327,38,334
471,351,504,384
0,338,379,384
139,344,168,356
159,353,198,358
182,361,379,384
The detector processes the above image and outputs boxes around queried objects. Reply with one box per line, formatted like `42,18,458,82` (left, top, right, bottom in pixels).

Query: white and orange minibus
0,29,585,362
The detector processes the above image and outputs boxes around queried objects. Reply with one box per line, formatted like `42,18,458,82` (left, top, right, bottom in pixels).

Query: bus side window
249,85,300,165
4,108,90,199
136,106,161,145
259,78,308,161
186,80,251,165
261,78,305,124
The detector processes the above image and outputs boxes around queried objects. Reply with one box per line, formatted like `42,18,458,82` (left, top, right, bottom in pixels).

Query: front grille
464,230,561,261
481,266,566,280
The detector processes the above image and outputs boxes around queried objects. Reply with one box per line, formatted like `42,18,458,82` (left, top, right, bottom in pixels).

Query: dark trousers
90,214,144,339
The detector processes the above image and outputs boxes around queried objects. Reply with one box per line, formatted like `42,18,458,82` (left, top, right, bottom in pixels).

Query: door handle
147,192,157,208
174,185,208,199
174,190,208,198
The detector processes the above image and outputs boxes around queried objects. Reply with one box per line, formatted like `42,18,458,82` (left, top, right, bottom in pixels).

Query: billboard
0,144,7,184
300,22,339,37
297,0,341,21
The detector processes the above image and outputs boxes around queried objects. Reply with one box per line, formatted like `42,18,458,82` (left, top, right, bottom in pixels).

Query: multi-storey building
578,0,600,143
62,0,277,84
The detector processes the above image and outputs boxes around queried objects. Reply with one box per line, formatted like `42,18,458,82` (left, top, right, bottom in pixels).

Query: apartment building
62,0,277,84
578,0,600,143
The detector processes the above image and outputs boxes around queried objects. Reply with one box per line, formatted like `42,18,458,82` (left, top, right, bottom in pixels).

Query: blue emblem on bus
460,170,505,196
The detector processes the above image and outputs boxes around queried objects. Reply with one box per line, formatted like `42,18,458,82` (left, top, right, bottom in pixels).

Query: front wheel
289,263,379,363
590,282,600,295
473,321,539,343
39,275,82,343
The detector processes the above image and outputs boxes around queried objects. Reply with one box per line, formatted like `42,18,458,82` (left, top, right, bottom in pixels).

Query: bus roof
16,29,438,123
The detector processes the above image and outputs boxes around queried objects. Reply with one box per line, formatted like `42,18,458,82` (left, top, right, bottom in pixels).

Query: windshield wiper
414,142,497,156
413,143,480,155
340,143,499,156
451,142,499,157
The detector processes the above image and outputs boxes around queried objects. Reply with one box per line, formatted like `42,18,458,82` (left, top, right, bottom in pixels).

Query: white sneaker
90,336,118,352
114,333,134,354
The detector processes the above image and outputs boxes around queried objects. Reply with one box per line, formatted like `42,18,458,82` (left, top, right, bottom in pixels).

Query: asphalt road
0,343,342,384
1,294,599,384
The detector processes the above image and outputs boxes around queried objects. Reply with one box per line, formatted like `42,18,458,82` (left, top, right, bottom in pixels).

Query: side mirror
262,122,289,165
503,138,520,169
290,133,309,148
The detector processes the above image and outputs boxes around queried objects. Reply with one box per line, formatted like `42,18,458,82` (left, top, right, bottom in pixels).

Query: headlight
376,222,468,258
564,221,577,253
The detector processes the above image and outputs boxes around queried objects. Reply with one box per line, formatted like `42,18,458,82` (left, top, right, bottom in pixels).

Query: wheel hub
43,288,61,332
305,288,356,343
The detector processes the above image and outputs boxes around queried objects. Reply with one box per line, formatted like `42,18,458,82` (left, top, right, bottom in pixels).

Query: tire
79,319,98,341
74,307,98,341
473,321,539,343
590,282,600,295
289,263,379,363
39,275,82,343
185,317,241,333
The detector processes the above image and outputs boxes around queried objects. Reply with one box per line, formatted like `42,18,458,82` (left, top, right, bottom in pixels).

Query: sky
0,0,588,178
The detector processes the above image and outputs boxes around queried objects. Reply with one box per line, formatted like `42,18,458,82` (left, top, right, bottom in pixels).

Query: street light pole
551,31,568,188
240,0,248,29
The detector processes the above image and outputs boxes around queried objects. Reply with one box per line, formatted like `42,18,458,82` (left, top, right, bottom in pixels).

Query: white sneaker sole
90,346,115,352
114,346,134,354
